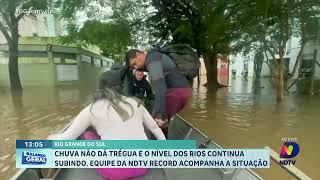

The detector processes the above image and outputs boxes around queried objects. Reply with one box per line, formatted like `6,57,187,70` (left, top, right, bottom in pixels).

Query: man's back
145,50,189,88
144,50,190,119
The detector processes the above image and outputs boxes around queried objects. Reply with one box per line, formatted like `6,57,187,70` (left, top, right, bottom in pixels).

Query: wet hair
125,49,144,66
92,70,135,121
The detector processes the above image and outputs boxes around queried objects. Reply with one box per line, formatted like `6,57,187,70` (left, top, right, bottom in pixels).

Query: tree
290,0,320,79
59,0,151,62
61,20,132,63
0,0,49,92
148,0,231,89
254,48,264,78
229,0,304,101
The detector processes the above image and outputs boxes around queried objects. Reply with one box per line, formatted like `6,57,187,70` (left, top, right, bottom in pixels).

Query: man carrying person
125,48,192,137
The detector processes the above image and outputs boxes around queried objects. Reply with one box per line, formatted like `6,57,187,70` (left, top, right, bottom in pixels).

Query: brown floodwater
0,77,319,180
180,77,319,179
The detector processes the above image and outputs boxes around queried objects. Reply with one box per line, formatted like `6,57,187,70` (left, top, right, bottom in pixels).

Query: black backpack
158,44,200,79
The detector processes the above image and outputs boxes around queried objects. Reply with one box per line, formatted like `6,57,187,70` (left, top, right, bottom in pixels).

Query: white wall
302,42,320,79
260,36,301,77
287,36,301,73
260,60,270,77
18,15,48,37
260,36,320,79
0,14,64,44
229,52,255,77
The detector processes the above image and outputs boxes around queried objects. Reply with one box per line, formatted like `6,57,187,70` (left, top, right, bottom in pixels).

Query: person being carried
48,70,166,180
132,69,154,113
125,48,192,137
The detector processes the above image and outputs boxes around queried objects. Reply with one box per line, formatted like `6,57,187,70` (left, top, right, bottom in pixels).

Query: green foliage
60,19,132,63
81,20,132,60
295,0,320,41
55,0,87,20
148,0,231,57
19,0,50,11
230,0,320,58
58,0,151,61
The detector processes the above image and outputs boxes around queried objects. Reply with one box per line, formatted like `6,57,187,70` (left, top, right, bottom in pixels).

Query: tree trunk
266,58,278,87
277,49,284,101
254,59,263,78
264,49,278,86
8,20,22,92
254,68,260,78
202,53,220,89
254,78,261,93
264,50,273,77
290,41,305,79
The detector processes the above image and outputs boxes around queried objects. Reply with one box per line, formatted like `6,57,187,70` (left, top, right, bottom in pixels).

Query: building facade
229,36,320,80
0,14,113,87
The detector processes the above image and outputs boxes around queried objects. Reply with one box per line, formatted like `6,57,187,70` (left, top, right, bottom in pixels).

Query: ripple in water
181,78,320,179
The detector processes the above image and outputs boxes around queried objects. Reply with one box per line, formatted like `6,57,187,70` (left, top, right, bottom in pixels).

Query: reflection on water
180,77,319,179
1,77,319,179
0,86,94,180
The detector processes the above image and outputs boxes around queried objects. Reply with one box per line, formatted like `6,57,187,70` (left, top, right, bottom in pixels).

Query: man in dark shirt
133,69,154,113
125,49,192,136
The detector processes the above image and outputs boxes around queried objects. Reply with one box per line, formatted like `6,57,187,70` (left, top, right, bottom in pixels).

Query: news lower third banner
16,140,270,168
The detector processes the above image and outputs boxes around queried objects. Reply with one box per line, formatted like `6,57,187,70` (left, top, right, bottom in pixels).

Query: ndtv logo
279,142,300,166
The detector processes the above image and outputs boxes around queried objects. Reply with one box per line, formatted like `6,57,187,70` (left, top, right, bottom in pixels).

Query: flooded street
1,77,319,179
0,86,94,180
180,77,320,179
